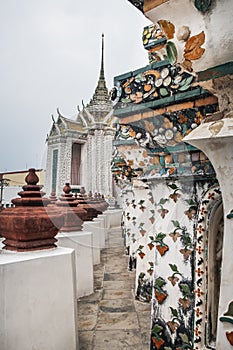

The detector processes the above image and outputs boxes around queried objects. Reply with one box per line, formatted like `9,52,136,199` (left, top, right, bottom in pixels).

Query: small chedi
0,168,64,251
56,183,87,231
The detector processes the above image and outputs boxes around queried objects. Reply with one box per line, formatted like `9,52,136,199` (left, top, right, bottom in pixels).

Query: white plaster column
103,132,114,196
184,116,233,350
0,248,79,350
91,133,97,193
57,141,66,196
95,130,102,193
58,137,72,196
45,144,52,195
86,134,92,192
80,142,88,190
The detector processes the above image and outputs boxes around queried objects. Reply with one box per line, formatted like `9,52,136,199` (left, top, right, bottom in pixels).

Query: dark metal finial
100,33,105,79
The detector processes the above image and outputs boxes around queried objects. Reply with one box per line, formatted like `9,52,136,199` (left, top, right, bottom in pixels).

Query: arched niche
206,200,224,348
193,185,223,350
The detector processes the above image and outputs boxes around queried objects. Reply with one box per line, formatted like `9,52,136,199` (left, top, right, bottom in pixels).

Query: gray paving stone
102,289,134,300
103,280,134,290
78,331,94,350
93,330,143,349
99,298,135,313
77,227,151,349
96,311,139,330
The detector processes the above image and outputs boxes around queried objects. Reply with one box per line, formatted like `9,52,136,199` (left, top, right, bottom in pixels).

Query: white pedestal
93,217,106,248
99,214,108,240
105,209,122,228
83,222,101,265
0,247,78,350
56,231,94,298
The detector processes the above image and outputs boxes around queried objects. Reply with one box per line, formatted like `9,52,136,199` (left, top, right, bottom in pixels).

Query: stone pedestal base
56,231,94,298
93,217,106,249
105,209,122,229
0,248,78,350
83,222,101,265
98,214,108,240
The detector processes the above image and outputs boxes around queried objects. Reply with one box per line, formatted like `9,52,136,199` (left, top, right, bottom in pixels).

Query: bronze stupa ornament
0,168,64,251
56,183,85,231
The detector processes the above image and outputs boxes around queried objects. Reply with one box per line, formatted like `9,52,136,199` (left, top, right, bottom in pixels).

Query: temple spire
100,33,105,80
79,34,112,121
85,34,112,114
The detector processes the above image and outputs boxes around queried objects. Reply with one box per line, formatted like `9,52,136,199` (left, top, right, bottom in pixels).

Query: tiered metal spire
86,34,112,119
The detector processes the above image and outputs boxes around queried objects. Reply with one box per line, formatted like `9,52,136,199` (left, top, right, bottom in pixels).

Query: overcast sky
0,0,150,173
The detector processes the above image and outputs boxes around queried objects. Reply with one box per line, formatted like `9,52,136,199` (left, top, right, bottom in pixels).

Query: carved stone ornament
194,0,212,12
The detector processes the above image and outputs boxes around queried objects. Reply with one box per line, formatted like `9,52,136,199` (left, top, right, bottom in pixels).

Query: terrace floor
77,227,151,349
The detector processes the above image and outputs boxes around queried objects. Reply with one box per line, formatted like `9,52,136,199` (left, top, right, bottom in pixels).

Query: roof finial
100,33,105,79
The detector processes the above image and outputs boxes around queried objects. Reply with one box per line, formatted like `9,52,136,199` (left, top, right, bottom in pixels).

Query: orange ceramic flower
154,290,167,304
151,337,165,350
156,244,169,256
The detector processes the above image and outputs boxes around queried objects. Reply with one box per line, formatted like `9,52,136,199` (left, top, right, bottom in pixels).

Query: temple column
185,110,233,349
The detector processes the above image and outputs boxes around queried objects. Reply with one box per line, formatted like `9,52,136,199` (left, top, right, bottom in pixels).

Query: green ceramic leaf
179,75,194,86
155,277,166,288
178,76,194,91
179,332,189,344
159,198,168,205
166,41,178,65
152,324,163,334
185,199,196,206
182,235,192,245
156,233,166,241
159,87,169,97
172,220,180,228
121,98,131,103
168,183,178,190
170,307,178,318
169,264,179,273
135,73,146,83
180,283,191,296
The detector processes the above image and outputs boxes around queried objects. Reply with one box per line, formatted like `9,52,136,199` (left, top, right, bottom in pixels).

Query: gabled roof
48,110,86,138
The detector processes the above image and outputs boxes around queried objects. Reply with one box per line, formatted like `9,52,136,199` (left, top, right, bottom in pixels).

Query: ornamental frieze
111,63,196,108
115,104,218,150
